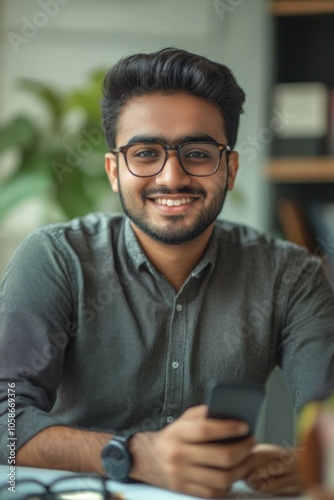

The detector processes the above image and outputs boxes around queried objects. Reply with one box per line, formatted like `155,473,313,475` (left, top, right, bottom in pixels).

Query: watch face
102,439,131,481
109,446,125,463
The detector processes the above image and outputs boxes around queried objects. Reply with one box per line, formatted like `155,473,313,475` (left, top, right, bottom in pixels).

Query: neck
130,223,214,292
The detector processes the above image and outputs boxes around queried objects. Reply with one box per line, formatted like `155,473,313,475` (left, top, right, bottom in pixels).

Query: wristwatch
101,435,133,481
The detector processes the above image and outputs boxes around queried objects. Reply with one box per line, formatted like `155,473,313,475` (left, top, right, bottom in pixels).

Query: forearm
16,426,112,474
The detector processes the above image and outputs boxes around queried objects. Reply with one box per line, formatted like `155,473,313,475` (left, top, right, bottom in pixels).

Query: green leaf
0,173,52,218
17,149,57,174
0,116,36,151
18,79,64,129
65,68,106,122
0,70,120,224
54,167,94,219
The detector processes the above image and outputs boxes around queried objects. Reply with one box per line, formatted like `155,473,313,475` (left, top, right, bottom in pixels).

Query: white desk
0,465,301,499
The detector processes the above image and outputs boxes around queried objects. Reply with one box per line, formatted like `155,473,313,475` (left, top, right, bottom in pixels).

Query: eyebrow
126,134,219,146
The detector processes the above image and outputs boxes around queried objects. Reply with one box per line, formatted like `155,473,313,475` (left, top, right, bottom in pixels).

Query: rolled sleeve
280,252,334,412
0,230,75,462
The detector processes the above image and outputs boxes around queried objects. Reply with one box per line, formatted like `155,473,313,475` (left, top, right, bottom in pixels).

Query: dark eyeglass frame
0,473,119,500
110,141,231,178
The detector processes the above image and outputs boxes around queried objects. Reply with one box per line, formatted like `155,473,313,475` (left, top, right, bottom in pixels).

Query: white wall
0,0,272,276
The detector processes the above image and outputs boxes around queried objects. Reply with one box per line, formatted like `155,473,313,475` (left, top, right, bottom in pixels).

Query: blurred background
0,0,333,443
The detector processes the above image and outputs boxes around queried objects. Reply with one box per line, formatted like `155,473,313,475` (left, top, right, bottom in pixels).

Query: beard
117,177,229,246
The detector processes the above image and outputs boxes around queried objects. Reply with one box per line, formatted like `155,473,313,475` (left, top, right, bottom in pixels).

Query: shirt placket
161,291,188,426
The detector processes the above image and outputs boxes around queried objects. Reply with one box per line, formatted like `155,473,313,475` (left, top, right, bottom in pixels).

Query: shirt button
172,361,180,369
176,304,182,312
166,416,174,423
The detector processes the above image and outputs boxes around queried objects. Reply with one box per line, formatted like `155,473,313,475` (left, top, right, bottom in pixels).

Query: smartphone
206,381,265,443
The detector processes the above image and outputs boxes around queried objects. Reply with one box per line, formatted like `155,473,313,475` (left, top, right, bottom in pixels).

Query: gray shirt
1,213,334,462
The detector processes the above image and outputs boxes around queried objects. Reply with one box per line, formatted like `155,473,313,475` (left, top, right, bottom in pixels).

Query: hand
243,443,303,495
129,405,256,498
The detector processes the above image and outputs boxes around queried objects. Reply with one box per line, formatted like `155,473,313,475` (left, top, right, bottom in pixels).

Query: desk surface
0,465,301,500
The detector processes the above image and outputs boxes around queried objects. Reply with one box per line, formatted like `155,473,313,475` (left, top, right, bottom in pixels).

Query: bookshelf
266,157,334,183
270,1,334,16
268,1,334,287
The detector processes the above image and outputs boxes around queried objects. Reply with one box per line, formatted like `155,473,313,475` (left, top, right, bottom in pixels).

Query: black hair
101,47,245,149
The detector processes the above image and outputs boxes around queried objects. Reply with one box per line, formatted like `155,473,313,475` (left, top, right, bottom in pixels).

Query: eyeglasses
0,474,124,500
110,141,231,178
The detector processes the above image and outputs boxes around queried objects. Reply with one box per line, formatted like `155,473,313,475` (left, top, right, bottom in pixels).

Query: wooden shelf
266,157,334,183
271,1,334,16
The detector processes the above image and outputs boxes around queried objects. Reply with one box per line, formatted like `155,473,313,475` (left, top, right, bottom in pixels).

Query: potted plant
0,69,121,227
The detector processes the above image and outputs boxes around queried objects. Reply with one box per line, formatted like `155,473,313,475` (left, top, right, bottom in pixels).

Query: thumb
181,405,208,420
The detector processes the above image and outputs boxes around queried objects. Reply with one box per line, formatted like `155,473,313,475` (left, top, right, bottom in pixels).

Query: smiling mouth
153,197,196,206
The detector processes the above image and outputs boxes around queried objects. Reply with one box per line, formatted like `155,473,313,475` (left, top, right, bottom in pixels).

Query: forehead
116,92,226,144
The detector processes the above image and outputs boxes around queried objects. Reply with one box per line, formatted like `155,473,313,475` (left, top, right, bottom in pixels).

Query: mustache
142,186,207,199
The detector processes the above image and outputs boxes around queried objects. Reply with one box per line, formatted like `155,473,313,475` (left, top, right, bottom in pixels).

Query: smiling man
0,48,334,499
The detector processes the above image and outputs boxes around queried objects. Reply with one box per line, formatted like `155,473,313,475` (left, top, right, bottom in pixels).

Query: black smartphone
206,382,265,443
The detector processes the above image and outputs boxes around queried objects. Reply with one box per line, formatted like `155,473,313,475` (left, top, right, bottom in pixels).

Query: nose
155,151,191,188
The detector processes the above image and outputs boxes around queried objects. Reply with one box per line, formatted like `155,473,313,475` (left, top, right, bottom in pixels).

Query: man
0,48,333,498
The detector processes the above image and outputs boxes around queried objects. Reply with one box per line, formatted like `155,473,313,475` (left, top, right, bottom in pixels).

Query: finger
179,436,256,469
171,463,235,491
172,417,250,444
247,471,302,495
181,404,208,419
242,444,301,482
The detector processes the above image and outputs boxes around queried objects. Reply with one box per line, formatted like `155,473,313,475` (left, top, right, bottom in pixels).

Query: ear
105,153,119,193
227,151,239,191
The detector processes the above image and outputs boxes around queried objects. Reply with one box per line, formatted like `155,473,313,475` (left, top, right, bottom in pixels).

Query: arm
279,251,334,411
0,230,75,461
16,426,112,473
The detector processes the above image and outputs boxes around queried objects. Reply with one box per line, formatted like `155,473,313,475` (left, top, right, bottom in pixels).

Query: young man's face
105,92,239,245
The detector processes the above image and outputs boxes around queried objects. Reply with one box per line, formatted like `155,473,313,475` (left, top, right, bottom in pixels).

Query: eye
182,148,214,163
128,144,163,162
185,150,210,158
135,149,160,158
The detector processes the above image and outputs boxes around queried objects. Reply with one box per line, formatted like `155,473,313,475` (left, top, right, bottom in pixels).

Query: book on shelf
271,82,329,157
277,199,334,289
276,199,317,251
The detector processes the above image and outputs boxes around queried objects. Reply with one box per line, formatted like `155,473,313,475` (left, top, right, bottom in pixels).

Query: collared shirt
0,213,334,461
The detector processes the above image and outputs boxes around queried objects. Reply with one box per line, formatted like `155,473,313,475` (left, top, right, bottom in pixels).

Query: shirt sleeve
0,229,76,463
279,249,334,413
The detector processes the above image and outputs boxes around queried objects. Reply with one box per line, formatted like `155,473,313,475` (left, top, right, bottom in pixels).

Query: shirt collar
123,216,218,275
191,226,217,278
124,217,149,270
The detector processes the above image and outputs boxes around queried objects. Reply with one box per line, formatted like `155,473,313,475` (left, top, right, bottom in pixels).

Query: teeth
155,198,192,206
